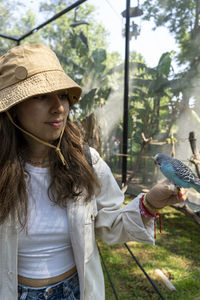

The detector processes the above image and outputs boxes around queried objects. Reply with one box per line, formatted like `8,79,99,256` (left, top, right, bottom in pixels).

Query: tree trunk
171,203,200,226
121,133,152,193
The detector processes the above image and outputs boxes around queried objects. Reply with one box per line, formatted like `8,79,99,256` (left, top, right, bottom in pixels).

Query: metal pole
18,0,87,42
124,243,166,300
0,0,88,45
122,0,130,185
97,244,119,300
0,33,18,42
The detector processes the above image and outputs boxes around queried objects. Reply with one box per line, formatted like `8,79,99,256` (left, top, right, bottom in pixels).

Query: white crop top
18,163,75,279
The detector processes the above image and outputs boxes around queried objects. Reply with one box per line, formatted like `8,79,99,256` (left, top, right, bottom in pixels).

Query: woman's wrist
139,194,160,218
144,195,161,212
139,194,162,239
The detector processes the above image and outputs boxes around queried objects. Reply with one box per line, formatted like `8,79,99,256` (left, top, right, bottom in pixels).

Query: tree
37,0,123,120
142,0,200,109
129,52,177,141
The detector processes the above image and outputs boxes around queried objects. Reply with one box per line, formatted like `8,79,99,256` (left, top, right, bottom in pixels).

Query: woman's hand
146,180,188,209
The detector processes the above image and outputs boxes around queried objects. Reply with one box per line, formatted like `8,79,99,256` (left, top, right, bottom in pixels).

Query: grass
97,204,200,300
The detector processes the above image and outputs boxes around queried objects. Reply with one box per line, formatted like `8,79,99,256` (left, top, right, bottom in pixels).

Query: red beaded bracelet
139,194,161,239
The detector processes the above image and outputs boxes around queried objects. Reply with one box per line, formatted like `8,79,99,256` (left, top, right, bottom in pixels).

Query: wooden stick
154,269,176,291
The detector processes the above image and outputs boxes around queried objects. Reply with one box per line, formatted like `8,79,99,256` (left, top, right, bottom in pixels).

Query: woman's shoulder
88,147,101,165
85,146,110,175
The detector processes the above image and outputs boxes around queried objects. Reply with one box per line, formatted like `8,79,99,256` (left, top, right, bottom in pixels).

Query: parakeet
154,153,200,193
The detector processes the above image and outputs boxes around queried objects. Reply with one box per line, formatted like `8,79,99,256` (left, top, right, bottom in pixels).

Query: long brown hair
0,112,99,226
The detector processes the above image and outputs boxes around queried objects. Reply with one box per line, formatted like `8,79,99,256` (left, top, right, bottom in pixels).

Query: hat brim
0,70,82,112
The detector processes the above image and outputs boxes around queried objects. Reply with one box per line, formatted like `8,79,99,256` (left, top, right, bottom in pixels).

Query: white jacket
0,147,154,300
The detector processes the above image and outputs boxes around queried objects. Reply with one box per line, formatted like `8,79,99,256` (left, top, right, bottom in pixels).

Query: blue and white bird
154,153,200,193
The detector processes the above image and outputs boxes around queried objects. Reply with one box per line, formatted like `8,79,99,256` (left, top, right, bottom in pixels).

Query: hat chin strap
6,111,68,167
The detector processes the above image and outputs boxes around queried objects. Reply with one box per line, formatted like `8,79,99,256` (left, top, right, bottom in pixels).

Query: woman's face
15,92,70,143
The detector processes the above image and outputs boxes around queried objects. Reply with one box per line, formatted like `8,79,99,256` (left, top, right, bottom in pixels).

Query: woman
0,43,186,300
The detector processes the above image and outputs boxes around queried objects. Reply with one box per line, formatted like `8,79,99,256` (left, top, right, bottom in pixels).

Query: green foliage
79,86,110,117
129,51,177,144
142,0,200,107
36,1,118,119
0,0,22,51
166,137,178,144
92,49,106,73
142,0,196,42
157,51,175,78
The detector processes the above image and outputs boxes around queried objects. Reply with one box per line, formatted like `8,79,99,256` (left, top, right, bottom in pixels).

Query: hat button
15,66,28,80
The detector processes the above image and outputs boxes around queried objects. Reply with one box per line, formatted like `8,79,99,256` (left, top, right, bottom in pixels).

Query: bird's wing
171,158,200,185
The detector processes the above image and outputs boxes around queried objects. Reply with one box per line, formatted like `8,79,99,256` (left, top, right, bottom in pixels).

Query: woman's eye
58,93,69,101
32,94,48,100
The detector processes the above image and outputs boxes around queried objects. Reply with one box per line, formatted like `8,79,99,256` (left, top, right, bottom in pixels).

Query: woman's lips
45,120,63,128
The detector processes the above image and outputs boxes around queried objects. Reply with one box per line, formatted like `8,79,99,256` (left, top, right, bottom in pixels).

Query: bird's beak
151,156,157,165
154,161,161,168
152,156,159,167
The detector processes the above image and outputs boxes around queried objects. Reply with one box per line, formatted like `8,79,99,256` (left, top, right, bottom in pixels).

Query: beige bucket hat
0,43,82,112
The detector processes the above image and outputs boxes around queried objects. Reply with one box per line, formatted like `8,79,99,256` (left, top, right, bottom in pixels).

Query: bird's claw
166,183,179,193
166,184,185,201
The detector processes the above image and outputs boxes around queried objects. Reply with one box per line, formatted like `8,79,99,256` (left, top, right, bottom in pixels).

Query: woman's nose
49,93,65,113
